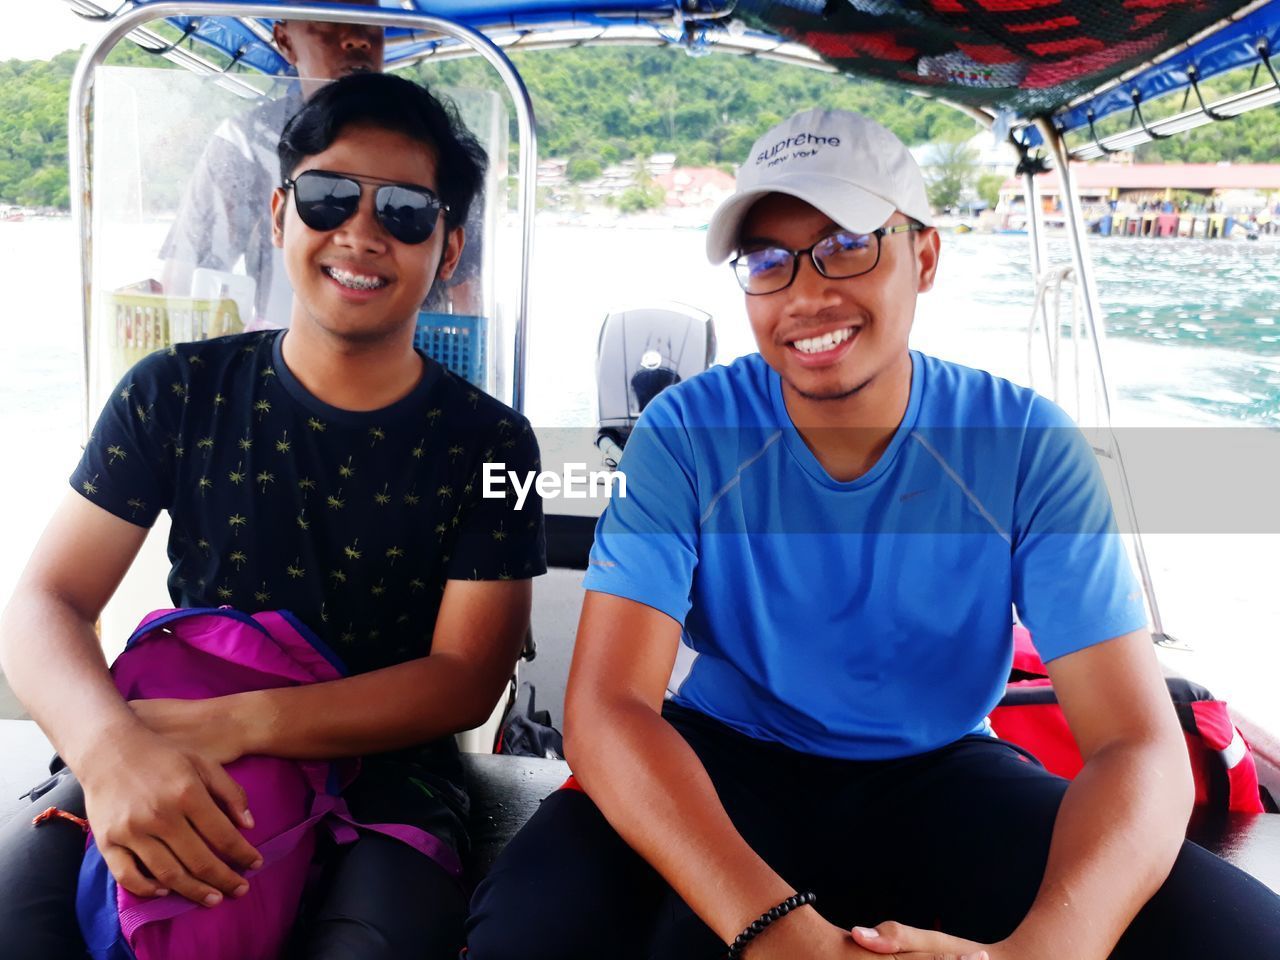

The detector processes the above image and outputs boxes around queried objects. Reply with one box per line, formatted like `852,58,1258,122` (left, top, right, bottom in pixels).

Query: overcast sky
1,5,115,62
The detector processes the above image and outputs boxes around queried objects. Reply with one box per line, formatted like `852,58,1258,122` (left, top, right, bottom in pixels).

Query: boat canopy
65,0,1280,152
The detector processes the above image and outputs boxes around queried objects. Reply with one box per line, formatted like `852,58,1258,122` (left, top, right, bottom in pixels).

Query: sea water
1,218,1278,731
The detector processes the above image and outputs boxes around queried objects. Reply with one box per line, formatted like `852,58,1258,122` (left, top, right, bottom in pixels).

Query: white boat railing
1034,118,1172,644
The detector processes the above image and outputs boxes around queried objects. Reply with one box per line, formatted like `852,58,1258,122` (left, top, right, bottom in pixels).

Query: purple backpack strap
322,808,463,879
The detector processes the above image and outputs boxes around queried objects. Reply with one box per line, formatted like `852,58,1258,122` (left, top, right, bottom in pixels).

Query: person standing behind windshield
160,0,384,329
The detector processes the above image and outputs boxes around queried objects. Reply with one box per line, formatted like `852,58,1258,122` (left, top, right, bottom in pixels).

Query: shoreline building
998,163,1280,237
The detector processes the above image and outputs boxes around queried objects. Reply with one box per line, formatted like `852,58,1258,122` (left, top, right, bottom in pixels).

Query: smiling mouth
788,326,859,355
323,265,389,291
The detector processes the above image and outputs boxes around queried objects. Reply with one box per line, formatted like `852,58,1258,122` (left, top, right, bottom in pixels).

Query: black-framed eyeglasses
282,169,448,245
730,223,924,296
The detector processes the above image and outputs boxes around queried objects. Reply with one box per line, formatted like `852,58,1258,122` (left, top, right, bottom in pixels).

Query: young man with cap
464,108,1280,959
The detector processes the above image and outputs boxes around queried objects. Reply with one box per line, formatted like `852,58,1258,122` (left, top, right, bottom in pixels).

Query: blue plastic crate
414,312,487,387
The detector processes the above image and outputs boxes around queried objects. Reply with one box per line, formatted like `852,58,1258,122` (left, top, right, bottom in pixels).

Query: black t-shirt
73,330,546,675
72,332,545,840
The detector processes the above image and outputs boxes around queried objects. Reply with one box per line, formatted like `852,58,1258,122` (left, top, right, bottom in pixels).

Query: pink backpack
74,607,460,960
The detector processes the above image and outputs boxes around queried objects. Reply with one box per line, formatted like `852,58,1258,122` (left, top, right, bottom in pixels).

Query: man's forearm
0,592,143,772
236,651,506,760
567,701,797,946
1007,739,1192,959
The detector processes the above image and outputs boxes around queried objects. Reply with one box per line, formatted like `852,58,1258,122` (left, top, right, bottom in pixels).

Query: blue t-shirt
583,351,1147,760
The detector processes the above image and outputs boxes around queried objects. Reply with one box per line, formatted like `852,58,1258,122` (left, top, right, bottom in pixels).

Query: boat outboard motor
596,303,715,468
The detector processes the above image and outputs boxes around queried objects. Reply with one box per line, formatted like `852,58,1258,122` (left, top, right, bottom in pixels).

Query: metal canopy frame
1068,46,1280,161
1045,0,1279,139
68,1,540,417
1031,119,1172,644
67,0,1280,161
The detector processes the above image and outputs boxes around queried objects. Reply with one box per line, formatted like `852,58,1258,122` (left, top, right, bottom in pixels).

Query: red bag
990,626,1268,814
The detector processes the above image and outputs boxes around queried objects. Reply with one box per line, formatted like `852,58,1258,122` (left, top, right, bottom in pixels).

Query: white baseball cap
706,108,933,264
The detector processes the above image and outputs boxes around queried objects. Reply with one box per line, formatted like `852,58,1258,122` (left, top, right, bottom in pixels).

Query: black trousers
467,702,1280,959
0,770,467,960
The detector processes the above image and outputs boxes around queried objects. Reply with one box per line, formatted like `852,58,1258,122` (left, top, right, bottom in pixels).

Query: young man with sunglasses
466,109,1280,959
0,73,544,959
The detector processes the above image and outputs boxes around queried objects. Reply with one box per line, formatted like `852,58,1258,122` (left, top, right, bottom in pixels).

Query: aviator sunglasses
282,169,448,245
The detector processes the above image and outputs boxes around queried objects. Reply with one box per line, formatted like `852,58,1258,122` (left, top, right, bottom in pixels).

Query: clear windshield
87,65,513,410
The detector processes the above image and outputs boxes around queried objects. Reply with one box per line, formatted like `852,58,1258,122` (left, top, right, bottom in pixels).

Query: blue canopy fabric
1054,1,1280,136
108,0,1280,134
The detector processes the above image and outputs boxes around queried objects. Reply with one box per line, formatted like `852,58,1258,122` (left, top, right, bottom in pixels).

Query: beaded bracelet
726,891,817,959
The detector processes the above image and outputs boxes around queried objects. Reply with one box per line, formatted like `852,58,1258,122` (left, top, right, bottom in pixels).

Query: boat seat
3,719,1278,895
545,513,596,570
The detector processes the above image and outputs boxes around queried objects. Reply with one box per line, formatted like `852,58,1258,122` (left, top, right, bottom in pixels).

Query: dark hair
278,72,487,230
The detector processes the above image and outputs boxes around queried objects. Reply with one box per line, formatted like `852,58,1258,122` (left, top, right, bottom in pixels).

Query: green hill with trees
0,42,160,208
4,40,1279,209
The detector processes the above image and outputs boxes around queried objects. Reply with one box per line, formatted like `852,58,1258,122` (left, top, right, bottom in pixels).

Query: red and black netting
734,0,1250,116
